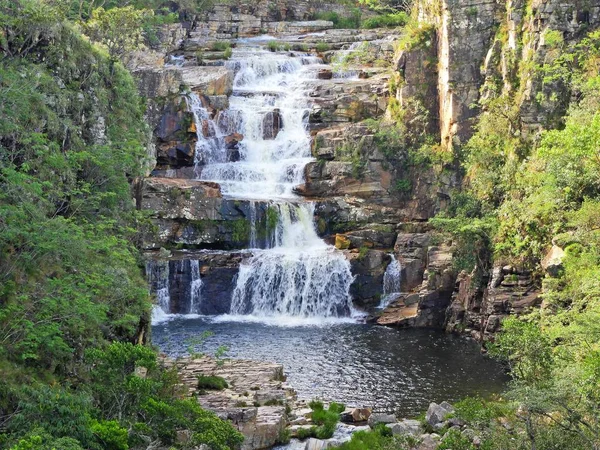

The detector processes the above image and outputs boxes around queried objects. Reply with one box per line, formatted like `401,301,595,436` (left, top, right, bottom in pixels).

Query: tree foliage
83,6,150,61
0,2,243,449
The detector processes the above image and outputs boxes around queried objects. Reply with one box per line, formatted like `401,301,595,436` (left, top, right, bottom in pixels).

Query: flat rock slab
180,66,234,96
168,356,296,450
377,302,418,326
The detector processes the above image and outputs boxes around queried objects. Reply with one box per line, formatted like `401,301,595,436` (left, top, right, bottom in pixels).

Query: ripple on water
153,317,508,416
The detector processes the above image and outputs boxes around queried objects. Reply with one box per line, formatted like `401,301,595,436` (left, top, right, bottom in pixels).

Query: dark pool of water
152,317,508,416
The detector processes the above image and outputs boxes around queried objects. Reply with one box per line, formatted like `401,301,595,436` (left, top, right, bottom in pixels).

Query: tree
83,6,150,61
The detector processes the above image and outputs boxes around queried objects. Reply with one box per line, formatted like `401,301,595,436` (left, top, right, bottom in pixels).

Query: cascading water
189,260,203,314
147,260,172,322
190,42,356,321
147,259,203,320
229,203,354,318
379,254,402,309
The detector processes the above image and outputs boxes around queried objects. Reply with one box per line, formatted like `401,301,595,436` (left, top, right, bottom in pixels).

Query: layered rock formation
133,0,598,372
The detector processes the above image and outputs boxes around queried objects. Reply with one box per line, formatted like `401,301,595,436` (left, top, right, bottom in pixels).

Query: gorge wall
134,0,600,343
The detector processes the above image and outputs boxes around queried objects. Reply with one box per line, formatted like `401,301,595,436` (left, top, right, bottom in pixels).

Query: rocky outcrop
190,0,370,40
404,0,600,148
146,251,244,314
307,75,390,126
181,66,234,96
445,265,541,340
377,234,456,328
346,250,391,309
153,98,197,168
169,356,294,450
139,178,277,250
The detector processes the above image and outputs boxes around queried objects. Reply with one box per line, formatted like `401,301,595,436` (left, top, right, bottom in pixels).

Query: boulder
262,110,283,140
335,234,351,250
417,433,441,450
368,413,397,428
387,419,422,436
340,407,372,423
425,402,453,426
541,244,565,277
317,69,333,80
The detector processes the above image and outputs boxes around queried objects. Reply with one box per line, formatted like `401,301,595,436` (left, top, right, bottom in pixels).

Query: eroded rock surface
170,357,294,449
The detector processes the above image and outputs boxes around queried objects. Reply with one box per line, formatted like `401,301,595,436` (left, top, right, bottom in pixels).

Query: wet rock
139,178,281,250
368,413,397,428
262,109,283,140
224,132,244,149
347,249,390,309
317,69,333,80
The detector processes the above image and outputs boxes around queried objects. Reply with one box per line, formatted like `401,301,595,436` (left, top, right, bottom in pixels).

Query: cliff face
134,0,599,341
401,0,600,150
380,0,600,338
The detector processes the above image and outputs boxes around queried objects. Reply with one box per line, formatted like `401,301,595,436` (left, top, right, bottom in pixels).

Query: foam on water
192,47,314,199
379,254,402,309
154,43,356,321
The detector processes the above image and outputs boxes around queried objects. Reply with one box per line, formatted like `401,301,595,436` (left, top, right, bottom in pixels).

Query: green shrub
310,401,345,439
394,179,412,194
211,41,231,51
267,41,281,52
296,427,316,440
336,423,422,450
437,429,476,450
90,420,129,450
197,375,229,391
362,12,408,29
7,385,95,447
315,10,362,29
316,41,330,53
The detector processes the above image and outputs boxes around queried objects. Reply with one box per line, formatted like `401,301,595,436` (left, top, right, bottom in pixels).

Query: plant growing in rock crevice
296,401,346,440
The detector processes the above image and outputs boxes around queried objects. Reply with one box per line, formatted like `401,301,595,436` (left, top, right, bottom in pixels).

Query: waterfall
193,48,313,199
187,94,226,172
190,260,203,314
188,43,356,321
230,203,355,318
147,260,171,322
379,254,402,309
147,259,203,320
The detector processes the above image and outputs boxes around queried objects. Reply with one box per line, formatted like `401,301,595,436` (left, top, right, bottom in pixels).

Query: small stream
153,318,507,417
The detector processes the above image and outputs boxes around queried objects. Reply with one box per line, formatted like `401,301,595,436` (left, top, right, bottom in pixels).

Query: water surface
153,318,507,416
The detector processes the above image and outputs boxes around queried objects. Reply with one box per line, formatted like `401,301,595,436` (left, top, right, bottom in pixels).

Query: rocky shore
165,355,482,450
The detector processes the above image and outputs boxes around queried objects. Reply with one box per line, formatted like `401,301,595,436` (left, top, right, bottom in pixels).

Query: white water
379,254,402,309
190,260,203,314
191,48,317,199
189,43,356,321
